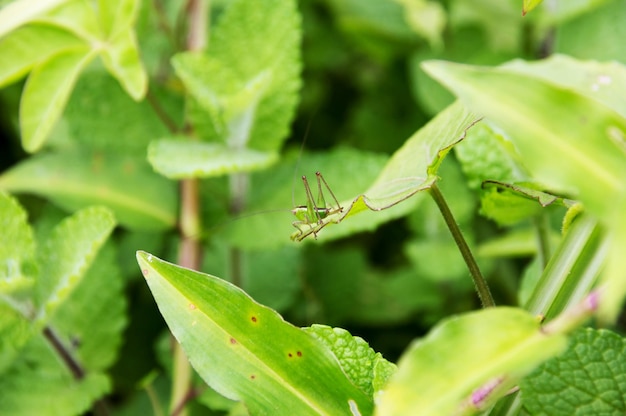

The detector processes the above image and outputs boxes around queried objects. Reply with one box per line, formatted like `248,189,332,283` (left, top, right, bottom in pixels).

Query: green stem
429,183,495,308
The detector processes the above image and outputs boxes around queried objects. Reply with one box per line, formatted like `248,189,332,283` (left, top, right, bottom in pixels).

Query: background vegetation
1,0,625,414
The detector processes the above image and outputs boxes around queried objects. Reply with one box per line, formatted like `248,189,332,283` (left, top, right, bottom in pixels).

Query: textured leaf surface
35,206,116,323
0,192,36,294
137,252,373,415
148,139,279,178
0,149,177,230
292,101,480,241
376,307,567,416
303,324,396,397
522,328,626,415
173,0,301,151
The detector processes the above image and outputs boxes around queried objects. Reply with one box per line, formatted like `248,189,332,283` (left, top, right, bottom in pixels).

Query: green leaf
0,303,33,375
52,243,126,371
63,71,178,152
292,101,480,241
479,181,573,226
422,58,626,321
20,47,95,152
97,0,140,38
148,139,279,179
454,122,527,190
0,0,69,38
0,148,177,230
376,307,568,416
173,0,301,151
100,28,147,101
35,206,116,323
521,328,626,415
421,59,626,218
0,24,85,88
136,251,374,415
0,192,36,294
502,55,626,119
303,324,396,397
523,0,543,15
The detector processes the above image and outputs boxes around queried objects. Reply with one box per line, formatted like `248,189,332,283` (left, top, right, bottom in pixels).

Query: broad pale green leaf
376,307,567,416
522,328,626,415
502,55,626,119
421,60,626,216
0,0,69,38
422,59,626,321
291,101,480,241
136,252,373,415
0,192,36,294
20,47,95,153
0,149,177,230
100,28,147,101
0,24,85,88
148,139,279,179
303,324,396,397
35,206,115,323
0,334,110,416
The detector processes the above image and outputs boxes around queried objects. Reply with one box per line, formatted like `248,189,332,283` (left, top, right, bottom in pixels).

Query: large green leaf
422,58,626,321
0,24,85,88
376,307,567,416
158,0,301,178
0,148,177,230
136,251,373,415
291,101,480,241
148,139,279,179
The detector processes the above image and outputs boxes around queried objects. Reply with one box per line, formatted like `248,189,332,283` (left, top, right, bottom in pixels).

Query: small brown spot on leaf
297,351,302,357
251,316,257,323
250,374,256,380
189,303,196,310
288,353,293,358
230,338,237,345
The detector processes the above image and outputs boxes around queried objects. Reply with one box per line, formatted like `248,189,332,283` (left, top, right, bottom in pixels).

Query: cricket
290,171,343,241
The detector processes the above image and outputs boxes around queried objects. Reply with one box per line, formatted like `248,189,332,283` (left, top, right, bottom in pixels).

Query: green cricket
291,171,343,241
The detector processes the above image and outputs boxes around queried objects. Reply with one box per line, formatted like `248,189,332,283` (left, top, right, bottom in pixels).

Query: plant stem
429,183,495,308
170,1,209,415
43,326,110,416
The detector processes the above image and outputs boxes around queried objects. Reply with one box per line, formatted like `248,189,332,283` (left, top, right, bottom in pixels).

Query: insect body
291,171,343,241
